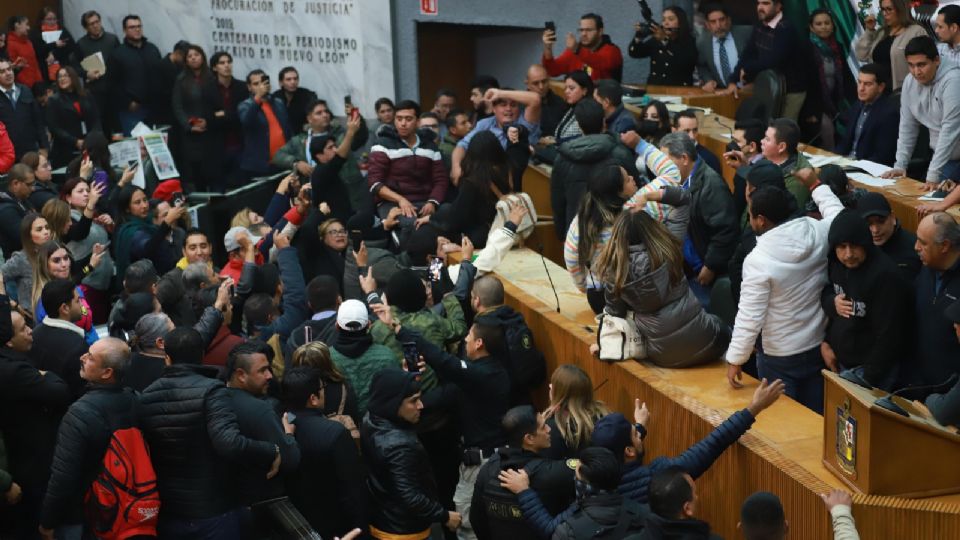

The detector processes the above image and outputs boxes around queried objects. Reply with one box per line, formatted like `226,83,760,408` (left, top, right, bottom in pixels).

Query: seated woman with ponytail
594,208,729,368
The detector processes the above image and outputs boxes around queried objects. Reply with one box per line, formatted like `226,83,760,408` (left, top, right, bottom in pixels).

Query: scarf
333,328,373,358
810,34,846,117
115,216,158,279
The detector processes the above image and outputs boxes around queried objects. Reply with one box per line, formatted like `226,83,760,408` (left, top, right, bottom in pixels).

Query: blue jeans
756,345,826,414
157,508,243,540
940,159,960,182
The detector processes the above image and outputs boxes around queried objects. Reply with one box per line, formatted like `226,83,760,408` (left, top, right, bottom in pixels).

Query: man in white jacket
724,169,844,413
881,35,960,187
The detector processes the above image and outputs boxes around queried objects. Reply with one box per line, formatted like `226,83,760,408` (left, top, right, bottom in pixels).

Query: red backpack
84,427,161,539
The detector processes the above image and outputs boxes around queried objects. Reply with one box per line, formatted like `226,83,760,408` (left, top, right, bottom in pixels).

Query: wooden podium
823,370,960,498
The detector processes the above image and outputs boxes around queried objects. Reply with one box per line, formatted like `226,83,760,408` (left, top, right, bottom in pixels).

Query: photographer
628,5,698,86
542,14,623,82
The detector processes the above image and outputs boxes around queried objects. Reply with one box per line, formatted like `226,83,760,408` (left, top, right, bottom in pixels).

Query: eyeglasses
326,229,347,236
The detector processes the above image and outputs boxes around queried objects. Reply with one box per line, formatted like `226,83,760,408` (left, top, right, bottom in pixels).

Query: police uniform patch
565,458,579,470
521,334,532,349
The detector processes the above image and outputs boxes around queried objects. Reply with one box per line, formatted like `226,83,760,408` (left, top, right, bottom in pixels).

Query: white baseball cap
337,299,369,331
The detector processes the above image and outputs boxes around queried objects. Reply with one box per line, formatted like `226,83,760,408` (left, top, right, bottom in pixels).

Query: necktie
718,36,731,87
5,89,15,110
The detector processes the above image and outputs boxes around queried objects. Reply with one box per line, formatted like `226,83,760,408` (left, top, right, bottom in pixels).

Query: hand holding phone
402,342,420,373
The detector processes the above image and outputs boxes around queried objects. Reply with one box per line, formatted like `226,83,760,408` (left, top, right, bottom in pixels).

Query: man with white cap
329,299,398,416
220,225,263,283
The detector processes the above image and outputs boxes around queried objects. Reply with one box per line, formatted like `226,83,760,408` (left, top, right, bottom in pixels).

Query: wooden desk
486,247,960,540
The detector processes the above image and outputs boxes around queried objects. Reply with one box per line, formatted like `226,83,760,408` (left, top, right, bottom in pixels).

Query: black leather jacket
360,413,447,534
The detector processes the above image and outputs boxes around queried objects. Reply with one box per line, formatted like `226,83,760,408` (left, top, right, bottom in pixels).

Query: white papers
108,139,144,188
804,153,843,168
79,51,105,76
848,172,896,188
919,192,947,201
665,102,712,115
142,133,179,181
646,94,684,104
41,30,62,44
847,159,890,177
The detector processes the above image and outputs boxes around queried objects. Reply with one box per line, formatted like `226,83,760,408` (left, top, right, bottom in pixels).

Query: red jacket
542,36,623,81
367,125,448,205
203,326,245,366
5,32,43,87
0,123,13,174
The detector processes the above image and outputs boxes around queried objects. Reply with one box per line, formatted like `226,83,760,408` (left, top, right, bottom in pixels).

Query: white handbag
596,311,646,362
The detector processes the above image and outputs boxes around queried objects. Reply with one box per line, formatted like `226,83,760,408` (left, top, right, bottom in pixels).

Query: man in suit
0,59,48,160
836,63,899,166
697,4,752,93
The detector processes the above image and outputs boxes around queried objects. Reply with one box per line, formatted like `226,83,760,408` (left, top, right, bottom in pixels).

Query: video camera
635,0,656,38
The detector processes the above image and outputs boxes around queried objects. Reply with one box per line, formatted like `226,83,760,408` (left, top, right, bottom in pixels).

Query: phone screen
350,230,363,252
545,21,555,32
402,342,419,372
428,257,443,283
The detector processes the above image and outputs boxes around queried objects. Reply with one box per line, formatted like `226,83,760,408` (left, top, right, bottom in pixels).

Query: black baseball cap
858,191,892,219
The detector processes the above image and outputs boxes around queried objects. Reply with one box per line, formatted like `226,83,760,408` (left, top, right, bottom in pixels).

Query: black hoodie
637,514,722,540
822,211,913,388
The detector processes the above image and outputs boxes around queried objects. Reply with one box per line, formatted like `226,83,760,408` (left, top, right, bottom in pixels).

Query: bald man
914,212,960,387
525,64,568,140
40,338,141,538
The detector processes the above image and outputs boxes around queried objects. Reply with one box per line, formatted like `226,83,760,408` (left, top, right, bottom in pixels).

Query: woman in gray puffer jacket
595,208,729,368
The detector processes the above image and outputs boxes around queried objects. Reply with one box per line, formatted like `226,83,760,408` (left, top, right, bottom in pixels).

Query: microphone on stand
537,243,561,313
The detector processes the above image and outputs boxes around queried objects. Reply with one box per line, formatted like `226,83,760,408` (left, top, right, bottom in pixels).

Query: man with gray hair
39,337,139,538
914,212,960,386
658,131,738,309
183,261,220,294
123,312,175,392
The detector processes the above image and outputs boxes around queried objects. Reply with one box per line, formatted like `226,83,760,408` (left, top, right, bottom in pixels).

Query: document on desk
803,153,843,168
848,172,896,188
645,94,684,104
847,159,890,177
918,192,947,201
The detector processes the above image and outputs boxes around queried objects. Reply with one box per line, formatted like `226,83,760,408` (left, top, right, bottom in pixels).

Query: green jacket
370,294,468,391
270,120,370,211
437,133,460,173
739,152,813,229
330,343,399,416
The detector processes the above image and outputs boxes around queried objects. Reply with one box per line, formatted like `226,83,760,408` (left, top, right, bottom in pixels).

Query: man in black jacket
223,342,299,501
660,132,738,310
361,368,461,538
109,15,163,135
914,213,960,387
550,99,638,238
836,63,899,166
388,313,510,540
73,10,120,133
0,291,71,538
0,164,35,258
32,279,89,397
637,466,722,540
282,366,367,539
39,337,136,539
285,275,342,363
470,406,575,540
858,192,921,282
139,328,282,539
271,66,318,134
821,211,912,390
471,276,546,406
0,59,48,159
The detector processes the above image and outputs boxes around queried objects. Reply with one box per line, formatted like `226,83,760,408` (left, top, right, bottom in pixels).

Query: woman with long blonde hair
541,364,609,459
595,210,728,368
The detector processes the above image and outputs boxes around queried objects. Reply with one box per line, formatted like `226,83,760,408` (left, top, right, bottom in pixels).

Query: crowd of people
0,0,957,539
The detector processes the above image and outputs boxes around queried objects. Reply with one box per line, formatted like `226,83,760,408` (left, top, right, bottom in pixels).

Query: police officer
469,406,576,540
